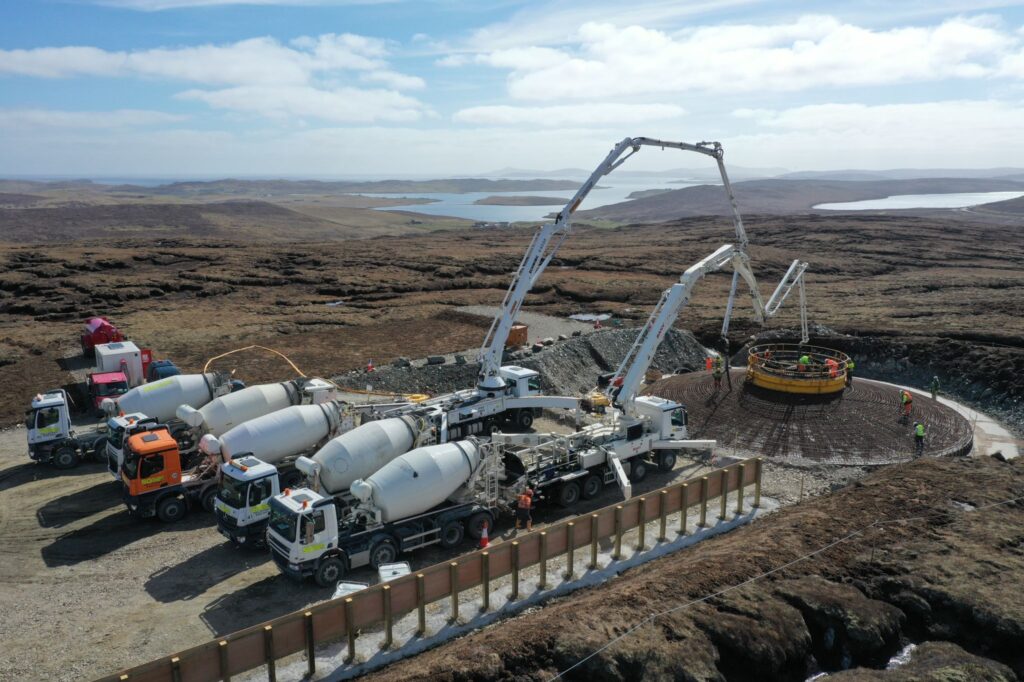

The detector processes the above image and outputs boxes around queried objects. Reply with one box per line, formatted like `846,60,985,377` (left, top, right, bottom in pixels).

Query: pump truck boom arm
477,137,750,390
611,244,756,413
720,257,810,344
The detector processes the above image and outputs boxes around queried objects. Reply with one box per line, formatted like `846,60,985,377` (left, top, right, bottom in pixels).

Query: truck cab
105,413,158,479
215,456,281,545
498,366,542,398
120,427,218,522
27,390,75,465
146,359,180,382
87,371,129,415
633,395,688,441
267,488,351,586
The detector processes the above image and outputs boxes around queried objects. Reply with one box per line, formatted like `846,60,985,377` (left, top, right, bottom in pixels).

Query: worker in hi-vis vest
846,358,855,387
914,421,925,456
900,389,913,417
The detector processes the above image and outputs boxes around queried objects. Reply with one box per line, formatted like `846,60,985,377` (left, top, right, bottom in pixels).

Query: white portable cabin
94,341,144,387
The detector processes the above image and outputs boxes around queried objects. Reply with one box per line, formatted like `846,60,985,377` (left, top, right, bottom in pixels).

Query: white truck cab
215,455,281,545
498,366,542,398
105,412,158,479
26,389,103,469
267,487,353,585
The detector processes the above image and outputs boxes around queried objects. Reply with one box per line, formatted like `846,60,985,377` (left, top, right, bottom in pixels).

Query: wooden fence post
539,532,548,588
344,598,357,663
754,457,763,508
304,612,315,678
511,541,520,600
613,505,624,559
565,522,575,579
658,490,668,541
481,551,490,612
637,497,647,551
382,585,393,649
416,574,426,636
449,562,460,623
718,469,729,520
590,513,600,569
170,657,181,682
263,625,276,682
679,483,689,535
736,463,746,515
218,641,230,682
699,477,709,527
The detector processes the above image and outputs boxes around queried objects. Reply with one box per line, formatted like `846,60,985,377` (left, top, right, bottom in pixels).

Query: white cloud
0,34,397,85
177,85,427,122
729,100,1024,168
0,108,187,128
0,33,428,124
93,0,395,9
360,70,426,90
451,15,1022,99
454,103,685,126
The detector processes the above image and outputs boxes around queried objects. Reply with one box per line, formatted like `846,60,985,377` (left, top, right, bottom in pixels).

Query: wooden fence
97,458,763,682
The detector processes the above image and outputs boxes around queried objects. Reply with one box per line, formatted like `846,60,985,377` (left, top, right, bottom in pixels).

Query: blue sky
2,0,1024,177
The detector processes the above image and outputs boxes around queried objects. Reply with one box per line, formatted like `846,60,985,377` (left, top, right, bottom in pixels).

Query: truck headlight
288,563,299,571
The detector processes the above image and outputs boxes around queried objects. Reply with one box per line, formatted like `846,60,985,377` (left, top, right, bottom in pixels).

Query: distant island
473,195,570,206
626,189,673,200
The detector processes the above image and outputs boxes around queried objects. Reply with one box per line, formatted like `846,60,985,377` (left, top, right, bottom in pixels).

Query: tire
657,451,677,473
280,469,304,490
53,446,78,470
557,481,581,507
200,487,218,513
629,460,649,483
465,511,494,540
516,410,534,429
156,496,187,523
92,437,108,463
439,520,465,549
369,538,399,569
315,556,345,587
581,474,603,499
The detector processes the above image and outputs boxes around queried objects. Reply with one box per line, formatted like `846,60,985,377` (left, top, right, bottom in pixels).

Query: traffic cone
366,359,375,372
479,521,490,548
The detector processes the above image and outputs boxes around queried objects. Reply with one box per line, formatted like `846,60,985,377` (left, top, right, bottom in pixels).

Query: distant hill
577,177,1024,222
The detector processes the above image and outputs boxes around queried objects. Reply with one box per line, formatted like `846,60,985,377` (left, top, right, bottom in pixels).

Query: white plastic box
94,341,143,387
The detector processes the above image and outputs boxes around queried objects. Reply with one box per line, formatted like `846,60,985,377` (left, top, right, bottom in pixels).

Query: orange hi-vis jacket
517,494,532,509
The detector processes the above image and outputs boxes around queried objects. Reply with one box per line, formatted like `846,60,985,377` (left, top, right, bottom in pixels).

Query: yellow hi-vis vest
915,423,925,437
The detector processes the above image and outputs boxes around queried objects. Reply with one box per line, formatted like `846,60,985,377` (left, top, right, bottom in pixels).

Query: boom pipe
476,137,747,390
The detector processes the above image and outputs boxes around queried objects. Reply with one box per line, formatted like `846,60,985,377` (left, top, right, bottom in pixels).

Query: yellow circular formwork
746,344,850,395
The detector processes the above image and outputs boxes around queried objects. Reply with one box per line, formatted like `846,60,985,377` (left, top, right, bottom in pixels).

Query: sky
2,0,1024,178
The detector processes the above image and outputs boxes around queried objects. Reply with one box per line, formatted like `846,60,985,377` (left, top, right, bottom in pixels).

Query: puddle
569,313,611,322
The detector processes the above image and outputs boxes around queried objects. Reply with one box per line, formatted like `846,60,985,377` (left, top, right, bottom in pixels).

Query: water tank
179,382,297,436
350,441,481,523
116,373,217,422
218,404,335,464
313,417,418,494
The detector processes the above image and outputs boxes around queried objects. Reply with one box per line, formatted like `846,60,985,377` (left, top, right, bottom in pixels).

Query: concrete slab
247,493,778,681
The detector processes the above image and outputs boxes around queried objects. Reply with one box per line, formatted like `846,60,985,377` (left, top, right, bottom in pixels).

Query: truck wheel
369,539,398,569
516,410,534,430
581,474,603,499
440,520,465,548
558,481,581,507
465,511,494,541
201,487,218,513
53,446,79,470
315,556,346,587
280,470,304,490
657,451,677,472
157,496,187,523
629,460,649,483
91,437,108,463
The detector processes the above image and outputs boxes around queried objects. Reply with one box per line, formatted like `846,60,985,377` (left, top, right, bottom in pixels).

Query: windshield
219,474,247,507
96,381,129,397
268,499,298,541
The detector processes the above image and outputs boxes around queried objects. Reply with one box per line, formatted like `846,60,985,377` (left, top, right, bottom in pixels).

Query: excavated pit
648,370,974,465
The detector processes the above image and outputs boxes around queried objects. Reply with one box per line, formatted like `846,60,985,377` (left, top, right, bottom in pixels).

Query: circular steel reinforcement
647,370,974,466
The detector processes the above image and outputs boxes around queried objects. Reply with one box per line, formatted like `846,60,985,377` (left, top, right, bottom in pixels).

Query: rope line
549,493,1023,680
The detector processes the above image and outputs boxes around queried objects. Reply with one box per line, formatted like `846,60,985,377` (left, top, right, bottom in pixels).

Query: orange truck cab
120,427,218,522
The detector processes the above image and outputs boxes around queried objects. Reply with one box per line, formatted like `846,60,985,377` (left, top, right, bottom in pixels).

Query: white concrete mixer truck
212,410,434,545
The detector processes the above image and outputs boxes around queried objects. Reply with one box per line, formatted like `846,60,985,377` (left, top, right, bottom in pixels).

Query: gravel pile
332,328,709,397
